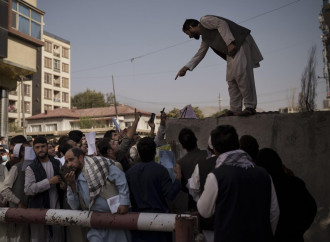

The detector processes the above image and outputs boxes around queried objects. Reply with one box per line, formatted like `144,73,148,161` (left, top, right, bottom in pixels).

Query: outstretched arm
175,41,209,80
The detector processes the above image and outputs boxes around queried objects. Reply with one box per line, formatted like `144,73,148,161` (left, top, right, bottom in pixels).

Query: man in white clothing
175,15,263,116
24,137,65,242
197,125,279,242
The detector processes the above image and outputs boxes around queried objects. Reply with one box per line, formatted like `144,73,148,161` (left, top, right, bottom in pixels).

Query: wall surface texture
166,111,330,242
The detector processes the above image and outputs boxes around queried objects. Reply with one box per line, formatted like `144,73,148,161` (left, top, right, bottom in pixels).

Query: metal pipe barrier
0,208,198,242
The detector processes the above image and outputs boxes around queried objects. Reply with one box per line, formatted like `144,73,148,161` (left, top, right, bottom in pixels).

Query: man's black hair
10,135,27,146
182,19,200,31
70,147,85,158
239,135,259,161
33,136,47,146
58,135,70,146
59,142,74,155
104,130,117,139
256,148,283,176
68,130,84,143
178,128,197,151
211,125,239,154
97,138,112,156
137,137,156,162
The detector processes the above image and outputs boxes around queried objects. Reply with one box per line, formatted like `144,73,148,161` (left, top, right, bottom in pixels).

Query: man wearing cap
0,143,30,241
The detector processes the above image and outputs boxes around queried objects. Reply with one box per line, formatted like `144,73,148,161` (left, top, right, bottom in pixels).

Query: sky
38,0,326,114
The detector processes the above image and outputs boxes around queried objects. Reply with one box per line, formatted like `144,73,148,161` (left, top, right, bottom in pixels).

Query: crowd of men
0,108,317,242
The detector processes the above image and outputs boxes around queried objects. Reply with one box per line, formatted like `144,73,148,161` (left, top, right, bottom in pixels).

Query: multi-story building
0,0,44,139
7,30,71,134
41,31,71,113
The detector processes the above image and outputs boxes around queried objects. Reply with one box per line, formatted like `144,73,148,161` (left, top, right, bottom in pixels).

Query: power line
238,0,301,24
72,40,191,74
71,0,302,74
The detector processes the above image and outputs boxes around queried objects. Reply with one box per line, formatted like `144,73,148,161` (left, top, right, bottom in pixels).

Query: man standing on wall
175,15,263,116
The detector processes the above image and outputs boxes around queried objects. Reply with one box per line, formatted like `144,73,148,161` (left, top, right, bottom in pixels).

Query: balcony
54,97,61,102
8,105,17,113
54,80,61,88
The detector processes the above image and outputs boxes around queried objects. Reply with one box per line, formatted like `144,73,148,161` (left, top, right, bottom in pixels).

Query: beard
192,33,200,40
37,152,48,159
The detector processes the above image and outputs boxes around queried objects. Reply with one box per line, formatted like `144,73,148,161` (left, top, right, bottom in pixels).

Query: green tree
71,89,107,109
167,108,180,118
167,107,204,119
210,109,229,118
79,117,94,129
193,107,204,119
105,92,119,106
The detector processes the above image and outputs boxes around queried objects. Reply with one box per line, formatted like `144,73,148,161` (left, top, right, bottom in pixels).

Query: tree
210,109,229,118
79,117,94,129
167,108,180,118
105,92,119,106
71,89,107,109
299,46,317,112
167,107,204,119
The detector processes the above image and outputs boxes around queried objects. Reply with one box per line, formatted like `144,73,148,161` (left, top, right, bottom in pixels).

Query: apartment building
7,30,71,133
0,0,44,138
41,31,71,113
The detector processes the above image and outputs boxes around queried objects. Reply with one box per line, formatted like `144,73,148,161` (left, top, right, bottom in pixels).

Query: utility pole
218,93,222,112
112,75,119,121
0,88,9,142
20,76,26,137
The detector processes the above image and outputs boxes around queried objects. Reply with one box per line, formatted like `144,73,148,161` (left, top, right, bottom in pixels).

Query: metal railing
0,208,198,242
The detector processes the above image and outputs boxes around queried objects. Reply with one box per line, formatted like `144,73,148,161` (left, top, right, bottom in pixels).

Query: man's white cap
208,136,213,150
13,143,23,158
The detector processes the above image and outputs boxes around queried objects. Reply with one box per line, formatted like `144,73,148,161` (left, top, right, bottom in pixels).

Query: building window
30,125,41,132
44,88,52,100
54,59,60,72
62,92,69,103
45,124,57,132
45,41,52,52
22,101,30,114
54,91,61,102
44,73,52,84
62,77,69,88
53,45,60,57
54,75,61,87
44,57,52,69
23,84,31,96
125,122,133,127
62,47,69,58
62,63,69,73
11,0,42,39
44,104,52,111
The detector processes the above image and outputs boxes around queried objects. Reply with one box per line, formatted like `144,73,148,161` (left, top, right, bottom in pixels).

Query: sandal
237,108,256,116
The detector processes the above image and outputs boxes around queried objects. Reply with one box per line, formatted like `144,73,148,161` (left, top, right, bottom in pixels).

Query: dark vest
200,15,251,60
28,156,62,209
197,156,217,230
178,148,208,211
9,161,28,207
213,165,275,242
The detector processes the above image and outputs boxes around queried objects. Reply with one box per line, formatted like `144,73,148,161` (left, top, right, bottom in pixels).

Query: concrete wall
166,111,330,242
